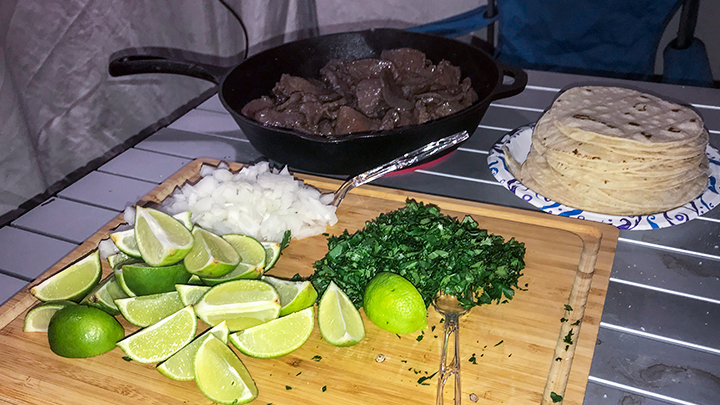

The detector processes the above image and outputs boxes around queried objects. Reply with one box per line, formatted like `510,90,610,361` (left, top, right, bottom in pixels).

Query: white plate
487,125,720,230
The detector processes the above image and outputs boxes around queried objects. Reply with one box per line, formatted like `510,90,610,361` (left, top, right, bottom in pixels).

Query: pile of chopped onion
161,162,338,242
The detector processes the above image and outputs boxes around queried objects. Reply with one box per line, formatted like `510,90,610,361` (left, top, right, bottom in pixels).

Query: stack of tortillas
507,86,709,216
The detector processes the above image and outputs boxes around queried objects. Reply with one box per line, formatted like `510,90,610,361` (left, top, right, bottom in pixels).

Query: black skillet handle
108,55,228,85
488,62,528,101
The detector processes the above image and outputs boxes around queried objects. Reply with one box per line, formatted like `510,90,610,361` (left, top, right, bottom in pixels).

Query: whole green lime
363,272,427,335
47,305,125,358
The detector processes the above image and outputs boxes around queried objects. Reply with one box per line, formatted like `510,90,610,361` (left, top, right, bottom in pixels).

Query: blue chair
409,0,713,87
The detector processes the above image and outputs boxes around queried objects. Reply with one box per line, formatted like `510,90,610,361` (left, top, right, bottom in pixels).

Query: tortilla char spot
668,127,681,133
628,122,640,126
641,131,652,139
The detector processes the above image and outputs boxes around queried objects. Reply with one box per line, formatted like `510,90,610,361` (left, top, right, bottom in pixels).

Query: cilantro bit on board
550,392,563,402
322,386,327,392
564,304,573,311
310,200,526,310
494,340,504,347
563,330,574,345
311,355,322,362
417,371,438,385
468,353,477,364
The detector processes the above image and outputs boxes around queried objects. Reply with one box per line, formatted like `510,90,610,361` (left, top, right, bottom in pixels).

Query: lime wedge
106,252,143,270
134,206,194,267
222,234,266,270
115,291,186,327
157,321,229,381
175,284,211,306
80,274,129,315
184,228,239,277
172,211,194,231
194,335,258,404
110,229,142,258
318,281,365,346
31,250,102,302
229,306,314,358
23,300,77,332
200,264,262,286
120,262,191,296
114,268,135,297
262,242,281,270
194,280,281,331
187,274,204,285
116,306,197,363
262,276,317,316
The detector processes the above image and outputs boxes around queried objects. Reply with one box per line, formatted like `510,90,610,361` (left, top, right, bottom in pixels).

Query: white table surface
1,69,719,405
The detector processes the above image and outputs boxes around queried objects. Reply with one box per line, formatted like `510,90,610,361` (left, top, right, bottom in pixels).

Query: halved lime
229,306,314,358
134,206,194,267
23,300,77,332
106,252,143,270
110,229,142,258
184,228,239,278
115,291,186,327
80,274,128,315
194,280,280,331
120,263,191,296
222,234,266,270
157,321,229,381
116,306,197,363
31,250,102,302
172,211,194,231
194,335,258,404
262,276,317,316
318,281,365,346
262,242,281,270
48,305,124,358
175,284,211,306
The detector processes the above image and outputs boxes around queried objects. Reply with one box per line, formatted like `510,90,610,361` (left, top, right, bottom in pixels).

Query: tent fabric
0,0,315,219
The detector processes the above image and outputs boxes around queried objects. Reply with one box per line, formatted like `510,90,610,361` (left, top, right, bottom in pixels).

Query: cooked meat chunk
242,48,478,136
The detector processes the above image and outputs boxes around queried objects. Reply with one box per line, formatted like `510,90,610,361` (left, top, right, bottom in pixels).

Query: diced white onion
98,238,120,260
161,161,338,242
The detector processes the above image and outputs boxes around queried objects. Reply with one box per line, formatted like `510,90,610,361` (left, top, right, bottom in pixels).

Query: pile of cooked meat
241,48,478,136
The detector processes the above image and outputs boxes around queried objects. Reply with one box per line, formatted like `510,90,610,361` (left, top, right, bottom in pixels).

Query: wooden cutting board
0,158,618,405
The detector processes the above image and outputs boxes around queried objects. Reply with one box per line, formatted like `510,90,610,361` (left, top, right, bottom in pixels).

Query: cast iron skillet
110,28,527,175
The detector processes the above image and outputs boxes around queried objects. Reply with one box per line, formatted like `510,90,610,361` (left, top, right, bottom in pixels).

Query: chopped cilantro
322,386,327,392
279,230,292,252
555,357,562,361
417,371,438,385
285,386,292,390
469,353,477,364
560,317,568,323
571,320,580,326
122,356,132,362
431,325,436,332
550,392,563,402
401,360,408,363
494,340,504,347
309,200,526,309
296,372,302,376
564,304,573,311
563,330,574,345
416,334,424,342
312,355,322,362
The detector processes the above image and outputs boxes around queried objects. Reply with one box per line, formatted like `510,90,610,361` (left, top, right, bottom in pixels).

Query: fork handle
437,312,462,405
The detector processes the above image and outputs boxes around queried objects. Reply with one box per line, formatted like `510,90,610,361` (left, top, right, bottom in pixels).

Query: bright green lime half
157,321,229,381
175,284,211,306
48,305,124,358
134,206,194,267
120,262,191,296
262,276,317,316
80,274,128,315
23,300,77,332
194,335,258,405
318,281,365,346
193,280,280,331
110,229,142,258
31,250,102,302
116,306,197,363
363,272,427,335
115,291,186,327
184,228,239,277
229,306,314,358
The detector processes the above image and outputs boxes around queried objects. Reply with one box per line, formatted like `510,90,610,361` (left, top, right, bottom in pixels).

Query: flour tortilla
517,148,708,215
550,86,704,147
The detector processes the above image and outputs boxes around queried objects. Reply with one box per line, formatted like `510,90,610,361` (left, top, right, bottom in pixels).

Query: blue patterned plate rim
487,124,720,231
